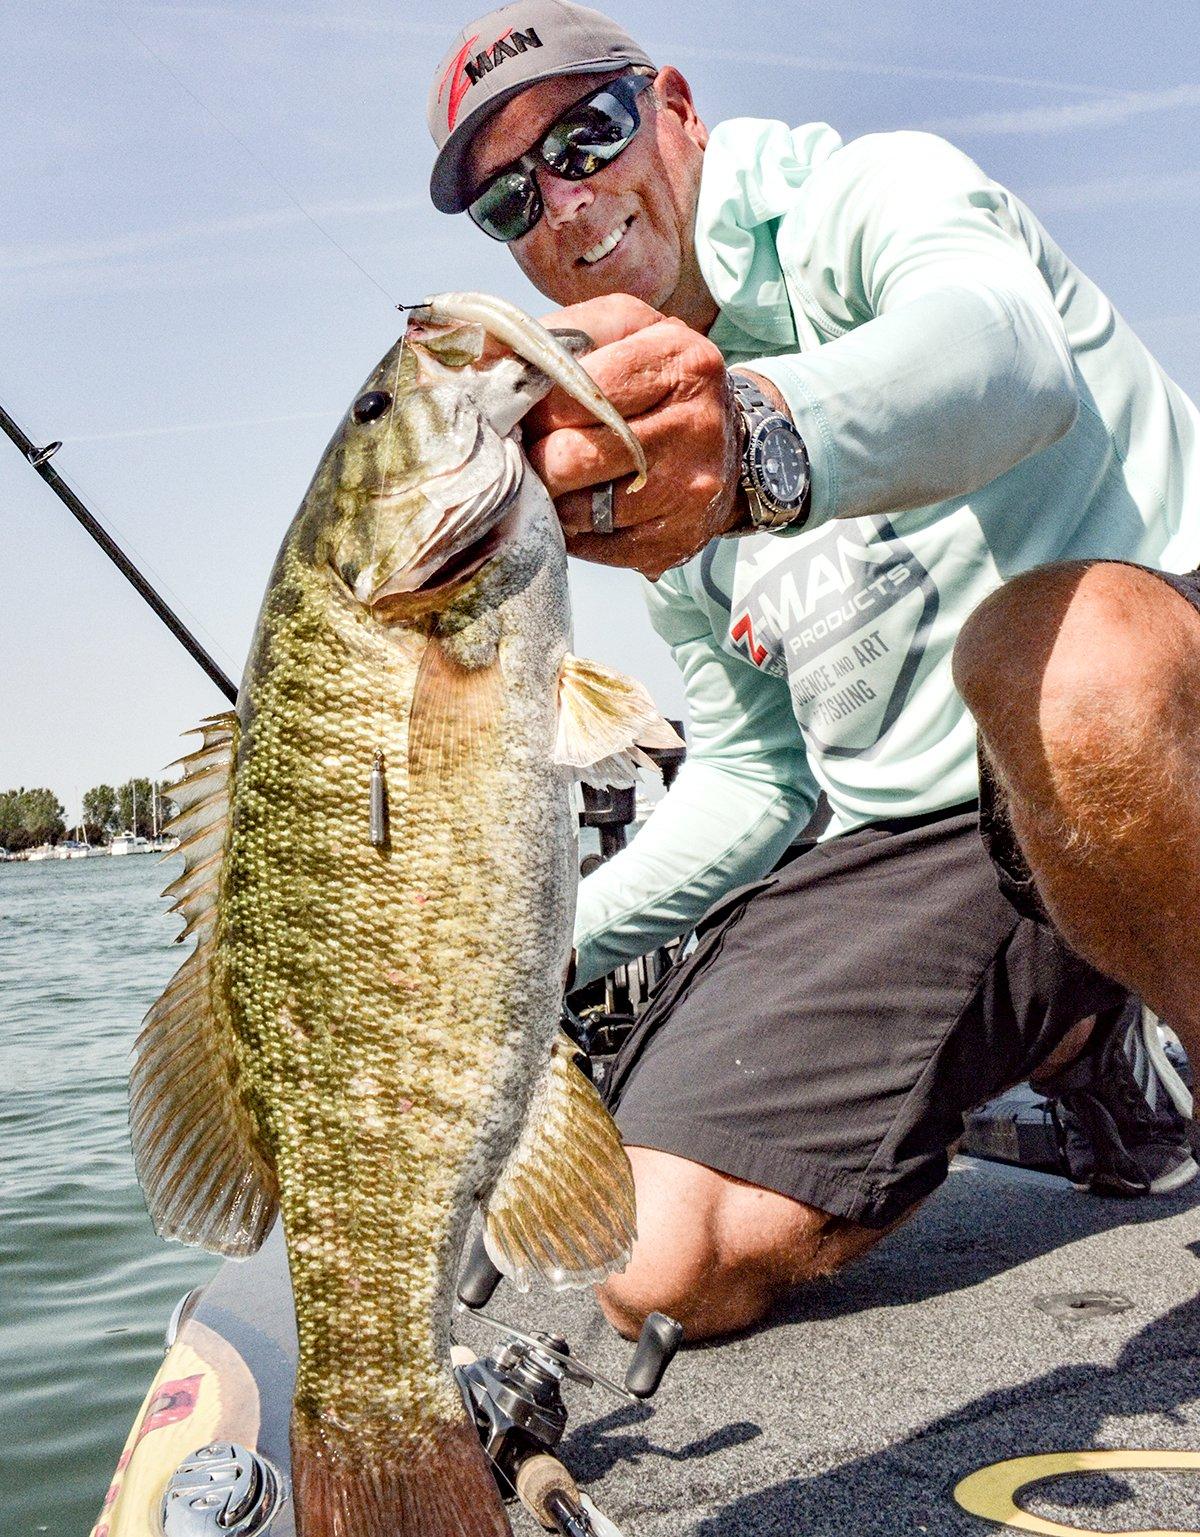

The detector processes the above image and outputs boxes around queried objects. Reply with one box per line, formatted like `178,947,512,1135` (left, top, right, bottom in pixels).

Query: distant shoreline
1,838,179,864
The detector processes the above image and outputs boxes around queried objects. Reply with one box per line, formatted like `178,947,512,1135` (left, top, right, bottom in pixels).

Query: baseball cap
428,1,655,214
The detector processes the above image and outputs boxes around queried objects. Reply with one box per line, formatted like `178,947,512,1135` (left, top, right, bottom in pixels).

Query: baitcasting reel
454,1231,683,1537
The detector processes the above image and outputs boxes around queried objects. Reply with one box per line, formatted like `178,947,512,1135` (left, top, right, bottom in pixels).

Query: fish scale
231,496,576,1484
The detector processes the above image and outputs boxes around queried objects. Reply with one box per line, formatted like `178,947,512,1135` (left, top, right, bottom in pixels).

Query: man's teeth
581,220,630,265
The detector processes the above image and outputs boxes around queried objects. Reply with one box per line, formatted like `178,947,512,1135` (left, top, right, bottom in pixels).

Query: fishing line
111,7,399,306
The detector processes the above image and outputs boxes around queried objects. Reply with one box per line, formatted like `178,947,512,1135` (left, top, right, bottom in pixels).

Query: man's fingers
527,318,696,433
539,294,664,351
529,421,643,498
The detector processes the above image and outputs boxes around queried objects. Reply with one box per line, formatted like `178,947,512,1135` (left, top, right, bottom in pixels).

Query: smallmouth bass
129,294,678,1536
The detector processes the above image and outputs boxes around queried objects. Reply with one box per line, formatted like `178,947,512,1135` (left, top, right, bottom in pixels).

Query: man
426,1,1200,1340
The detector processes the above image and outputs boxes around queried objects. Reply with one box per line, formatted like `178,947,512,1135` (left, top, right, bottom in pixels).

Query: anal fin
483,1035,635,1291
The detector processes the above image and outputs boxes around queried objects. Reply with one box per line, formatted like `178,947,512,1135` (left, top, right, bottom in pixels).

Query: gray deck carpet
453,1157,1200,1536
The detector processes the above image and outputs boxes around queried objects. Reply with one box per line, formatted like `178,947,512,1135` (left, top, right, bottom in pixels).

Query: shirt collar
695,117,843,348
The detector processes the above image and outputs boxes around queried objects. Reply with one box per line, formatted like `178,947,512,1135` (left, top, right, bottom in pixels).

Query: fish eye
353,391,392,424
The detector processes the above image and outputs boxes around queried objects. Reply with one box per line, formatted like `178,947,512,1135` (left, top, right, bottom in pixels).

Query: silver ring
590,481,615,535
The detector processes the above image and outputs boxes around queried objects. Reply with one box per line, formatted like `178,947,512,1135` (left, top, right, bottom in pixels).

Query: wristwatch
728,370,811,532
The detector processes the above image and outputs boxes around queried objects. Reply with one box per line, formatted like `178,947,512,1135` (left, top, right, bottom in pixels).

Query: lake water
0,855,219,1535
0,830,611,1534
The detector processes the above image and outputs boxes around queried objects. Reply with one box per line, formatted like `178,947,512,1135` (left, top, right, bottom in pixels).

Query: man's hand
527,295,746,579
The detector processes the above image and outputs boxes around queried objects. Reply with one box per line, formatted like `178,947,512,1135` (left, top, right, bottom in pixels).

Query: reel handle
625,1312,684,1399
458,1229,504,1309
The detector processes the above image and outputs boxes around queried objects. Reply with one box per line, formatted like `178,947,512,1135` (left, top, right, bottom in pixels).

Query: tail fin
291,1411,510,1537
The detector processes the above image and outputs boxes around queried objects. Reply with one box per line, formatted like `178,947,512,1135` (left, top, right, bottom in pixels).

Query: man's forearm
573,756,813,986
747,284,1078,527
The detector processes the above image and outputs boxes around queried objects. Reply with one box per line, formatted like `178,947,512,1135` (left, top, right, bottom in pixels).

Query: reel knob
624,1312,684,1399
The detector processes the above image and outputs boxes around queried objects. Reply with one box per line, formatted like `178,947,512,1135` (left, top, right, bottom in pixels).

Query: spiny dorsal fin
482,1034,635,1290
130,710,279,1256
554,654,683,789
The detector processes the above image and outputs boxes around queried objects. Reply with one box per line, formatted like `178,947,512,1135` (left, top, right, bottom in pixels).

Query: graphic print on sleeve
729,517,940,761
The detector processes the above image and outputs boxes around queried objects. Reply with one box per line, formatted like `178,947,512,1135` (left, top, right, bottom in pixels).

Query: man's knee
595,1146,877,1342
954,561,1196,758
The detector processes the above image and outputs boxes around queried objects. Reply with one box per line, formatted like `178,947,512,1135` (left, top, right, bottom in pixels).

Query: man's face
464,67,712,324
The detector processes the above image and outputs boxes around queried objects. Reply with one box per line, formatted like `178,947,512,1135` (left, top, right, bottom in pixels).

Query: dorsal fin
129,711,279,1256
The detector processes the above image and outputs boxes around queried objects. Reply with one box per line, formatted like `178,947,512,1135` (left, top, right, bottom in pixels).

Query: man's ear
652,66,708,151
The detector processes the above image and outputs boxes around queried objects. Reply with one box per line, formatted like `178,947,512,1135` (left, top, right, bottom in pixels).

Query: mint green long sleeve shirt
573,119,1200,986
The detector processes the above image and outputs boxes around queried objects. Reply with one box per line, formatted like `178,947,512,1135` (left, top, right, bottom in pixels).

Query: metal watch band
728,371,811,533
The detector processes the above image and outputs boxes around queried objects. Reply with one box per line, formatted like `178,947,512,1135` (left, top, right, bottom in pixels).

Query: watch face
750,421,807,506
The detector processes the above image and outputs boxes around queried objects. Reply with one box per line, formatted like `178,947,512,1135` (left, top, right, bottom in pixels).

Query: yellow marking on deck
954,1449,1200,1535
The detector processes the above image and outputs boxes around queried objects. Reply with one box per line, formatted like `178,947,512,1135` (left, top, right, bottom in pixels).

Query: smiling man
426,2,1200,1342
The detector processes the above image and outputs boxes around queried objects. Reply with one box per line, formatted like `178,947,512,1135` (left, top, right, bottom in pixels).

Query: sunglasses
467,72,654,243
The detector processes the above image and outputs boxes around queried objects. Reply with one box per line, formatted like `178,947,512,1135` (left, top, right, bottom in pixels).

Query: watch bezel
746,417,809,510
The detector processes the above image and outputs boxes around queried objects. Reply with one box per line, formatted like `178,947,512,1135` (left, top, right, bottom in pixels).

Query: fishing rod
0,402,238,705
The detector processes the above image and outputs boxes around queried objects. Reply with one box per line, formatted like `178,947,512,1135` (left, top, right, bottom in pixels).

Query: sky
2,0,1199,819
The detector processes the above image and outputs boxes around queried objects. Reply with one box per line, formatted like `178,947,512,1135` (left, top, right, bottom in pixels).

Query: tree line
0,779,176,850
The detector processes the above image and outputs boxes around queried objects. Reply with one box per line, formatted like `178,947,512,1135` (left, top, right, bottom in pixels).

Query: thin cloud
66,409,339,445
125,9,1130,99
922,82,1200,135
126,3,452,36
0,197,421,275
650,42,1128,99
1026,169,1200,215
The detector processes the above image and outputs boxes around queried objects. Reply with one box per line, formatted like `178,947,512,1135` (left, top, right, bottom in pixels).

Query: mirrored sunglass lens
543,92,637,176
469,169,540,241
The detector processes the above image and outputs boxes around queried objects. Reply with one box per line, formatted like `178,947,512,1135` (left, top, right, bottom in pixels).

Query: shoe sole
1148,1153,1200,1195
1072,1153,1200,1197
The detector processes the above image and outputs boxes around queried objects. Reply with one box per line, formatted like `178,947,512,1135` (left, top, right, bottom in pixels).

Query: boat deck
455,1155,1200,1536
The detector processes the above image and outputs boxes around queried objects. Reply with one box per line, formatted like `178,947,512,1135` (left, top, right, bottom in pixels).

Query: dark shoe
1039,999,1198,1196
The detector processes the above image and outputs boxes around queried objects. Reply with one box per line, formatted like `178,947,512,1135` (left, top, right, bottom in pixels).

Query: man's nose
537,168,595,230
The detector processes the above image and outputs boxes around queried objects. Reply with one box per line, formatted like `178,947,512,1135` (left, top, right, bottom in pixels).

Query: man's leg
953,560,1200,1058
594,807,1125,1341
597,1146,904,1340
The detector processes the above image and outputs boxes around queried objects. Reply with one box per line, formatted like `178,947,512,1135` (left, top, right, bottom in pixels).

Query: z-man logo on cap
439,27,544,130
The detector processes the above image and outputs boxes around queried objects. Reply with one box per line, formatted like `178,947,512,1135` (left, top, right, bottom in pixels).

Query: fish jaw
413,293,647,491
322,295,636,620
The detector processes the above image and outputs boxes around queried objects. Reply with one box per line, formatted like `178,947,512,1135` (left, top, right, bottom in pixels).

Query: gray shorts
603,809,1126,1230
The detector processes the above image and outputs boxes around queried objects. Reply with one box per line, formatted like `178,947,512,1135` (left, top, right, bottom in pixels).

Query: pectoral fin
482,1035,636,1290
408,634,504,789
129,713,280,1257
554,653,683,788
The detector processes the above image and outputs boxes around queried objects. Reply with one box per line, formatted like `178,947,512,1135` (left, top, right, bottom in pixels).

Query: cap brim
429,60,643,215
